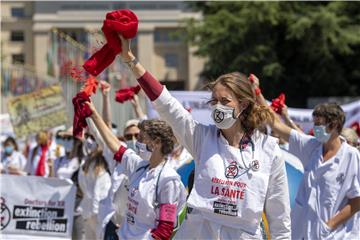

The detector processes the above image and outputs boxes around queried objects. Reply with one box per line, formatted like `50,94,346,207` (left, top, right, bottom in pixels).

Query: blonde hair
207,72,274,133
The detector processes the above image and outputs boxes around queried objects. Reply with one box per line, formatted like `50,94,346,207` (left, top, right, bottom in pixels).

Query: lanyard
223,134,260,179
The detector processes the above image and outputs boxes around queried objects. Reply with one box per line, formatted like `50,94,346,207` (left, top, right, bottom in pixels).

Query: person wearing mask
123,119,140,152
84,100,187,240
78,149,111,240
53,128,83,179
1,136,27,175
253,75,360,239
115,34,291,239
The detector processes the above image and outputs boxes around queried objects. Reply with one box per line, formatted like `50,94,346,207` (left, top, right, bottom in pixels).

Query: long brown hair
207,72,274,134
82,150,109,176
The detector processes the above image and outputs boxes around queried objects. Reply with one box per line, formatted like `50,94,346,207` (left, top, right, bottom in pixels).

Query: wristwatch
124,57,139,69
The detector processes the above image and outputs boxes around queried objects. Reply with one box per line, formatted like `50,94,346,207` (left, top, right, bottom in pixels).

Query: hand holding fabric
271,93,286,114
72,92,93,138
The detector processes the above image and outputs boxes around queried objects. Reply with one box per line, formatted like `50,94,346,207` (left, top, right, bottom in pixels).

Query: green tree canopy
186,2,360,107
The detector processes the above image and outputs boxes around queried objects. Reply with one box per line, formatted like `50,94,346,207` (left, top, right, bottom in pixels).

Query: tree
185,2,360,107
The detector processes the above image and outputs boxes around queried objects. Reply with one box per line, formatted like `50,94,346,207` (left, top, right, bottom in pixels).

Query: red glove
83,9,138,76
151,204,176,240
271,93,286,114
115,85,141,103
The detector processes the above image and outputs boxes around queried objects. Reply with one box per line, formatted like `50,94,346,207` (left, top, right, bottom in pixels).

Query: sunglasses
124,133,139,141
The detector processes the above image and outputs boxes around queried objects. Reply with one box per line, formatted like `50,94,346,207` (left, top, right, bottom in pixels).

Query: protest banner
0,175,76,240
146,91,360,133
7,84,68,138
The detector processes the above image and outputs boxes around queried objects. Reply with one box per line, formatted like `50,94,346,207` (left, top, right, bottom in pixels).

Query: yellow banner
7,84,68,138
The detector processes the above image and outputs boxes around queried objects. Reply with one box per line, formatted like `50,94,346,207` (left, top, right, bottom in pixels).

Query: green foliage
185,2,360,106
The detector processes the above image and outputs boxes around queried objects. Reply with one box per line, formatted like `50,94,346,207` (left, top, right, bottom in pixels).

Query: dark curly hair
138,120,175,155
313,103,345,134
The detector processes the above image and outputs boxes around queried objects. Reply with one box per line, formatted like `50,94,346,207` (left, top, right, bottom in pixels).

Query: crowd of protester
2,15,360,240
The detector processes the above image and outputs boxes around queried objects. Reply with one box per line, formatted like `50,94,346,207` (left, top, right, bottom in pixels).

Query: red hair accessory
83,9,138,76
271,93,286,114
115,85,141,103
351,122,360,137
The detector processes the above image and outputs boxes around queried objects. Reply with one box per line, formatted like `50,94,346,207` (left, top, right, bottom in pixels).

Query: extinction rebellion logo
1,197,11,230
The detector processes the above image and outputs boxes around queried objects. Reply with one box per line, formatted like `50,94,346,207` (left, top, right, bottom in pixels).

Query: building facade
1,1,205,90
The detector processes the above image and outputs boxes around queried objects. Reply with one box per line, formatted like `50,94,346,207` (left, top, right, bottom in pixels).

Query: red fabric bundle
83,9,138,76
115,85,141,103
72,92,93,138
271,93,286,114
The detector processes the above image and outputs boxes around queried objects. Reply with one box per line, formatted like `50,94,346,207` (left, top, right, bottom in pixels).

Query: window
12,54,25,64
154,29,181,43
11,7,25,18
10,31,24,42
165,53,178,67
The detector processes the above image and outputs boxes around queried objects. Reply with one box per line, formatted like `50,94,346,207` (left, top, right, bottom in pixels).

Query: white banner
146,91,360,133
0,175,76,240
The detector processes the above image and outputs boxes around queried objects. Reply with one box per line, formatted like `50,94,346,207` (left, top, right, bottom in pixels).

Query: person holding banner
252,76,360,239
83,100,187,240
115,34,291,239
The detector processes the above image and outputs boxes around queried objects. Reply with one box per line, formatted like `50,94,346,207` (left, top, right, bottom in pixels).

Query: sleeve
93,171,112,215
159,179,181,205
153,87,201,160
346,150,360,199
19,153,27,171
288,129,319,166
264,145,291,239
114,148,144,177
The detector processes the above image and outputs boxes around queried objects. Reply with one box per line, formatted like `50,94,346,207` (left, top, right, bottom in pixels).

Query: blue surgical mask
314,125,331,143
4,146,14,155
126,139,137,151
135,142,152,161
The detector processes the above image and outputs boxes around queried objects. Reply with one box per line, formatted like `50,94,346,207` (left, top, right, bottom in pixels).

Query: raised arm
280,105,303,133
130,94,147,120
117,34,200,157
100,80,112,128
250,74,292,142
85,101,122,153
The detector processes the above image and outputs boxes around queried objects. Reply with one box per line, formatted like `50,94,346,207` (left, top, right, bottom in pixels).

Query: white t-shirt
1,151,27,174
289,129,360,239
153,88,291,239
117,149,187,240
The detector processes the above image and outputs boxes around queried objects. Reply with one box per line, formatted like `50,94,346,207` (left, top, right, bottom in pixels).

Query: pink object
159,204,176,222
137,71,164,101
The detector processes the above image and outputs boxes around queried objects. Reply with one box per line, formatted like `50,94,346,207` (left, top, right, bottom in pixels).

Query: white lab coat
1,151,27,174
153,88,291,239
78,160,111,240
26,142,65,177
289,129,360,239
167,147,193,170
86,118,129,238
117,149,187,240
54,156,80,179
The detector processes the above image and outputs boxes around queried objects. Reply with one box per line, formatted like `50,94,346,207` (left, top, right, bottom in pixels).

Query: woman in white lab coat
1,136,27,175
115,34,291,239
85,101,187,240
78,149,111,240
253,75,360,239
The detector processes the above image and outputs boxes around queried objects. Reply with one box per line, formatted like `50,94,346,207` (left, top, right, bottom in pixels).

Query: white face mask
211,103,240,129
314,125,331,143
83,137,97,155
135,142,152,161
